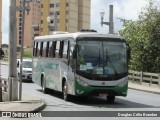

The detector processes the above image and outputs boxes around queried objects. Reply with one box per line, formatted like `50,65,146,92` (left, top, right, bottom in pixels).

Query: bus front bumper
75,79,128,97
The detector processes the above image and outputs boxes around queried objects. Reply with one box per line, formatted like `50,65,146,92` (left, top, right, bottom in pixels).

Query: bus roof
34,32,124,41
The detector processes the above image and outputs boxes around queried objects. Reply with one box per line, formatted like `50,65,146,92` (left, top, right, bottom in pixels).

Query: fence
128,70,160,87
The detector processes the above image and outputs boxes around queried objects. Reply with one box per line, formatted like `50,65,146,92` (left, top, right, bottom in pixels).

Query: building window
50,20,54,24
56,11,60,15
41,12,43,16
41,20,43,24
66,3,69,7
50,12,54,16
19,27,22,30
66,19,68,23
50,4,54,8
19,14,22,17
66,11,68,15
19,40,21,45
57,19,60,23
56,3,60,7
41,4,43,8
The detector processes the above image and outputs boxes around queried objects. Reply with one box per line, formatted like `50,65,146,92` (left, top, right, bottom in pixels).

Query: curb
30,100,46,112
129,87,160,95
0,100,46,112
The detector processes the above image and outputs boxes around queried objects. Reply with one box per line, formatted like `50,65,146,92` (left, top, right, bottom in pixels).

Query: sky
2,0,149,44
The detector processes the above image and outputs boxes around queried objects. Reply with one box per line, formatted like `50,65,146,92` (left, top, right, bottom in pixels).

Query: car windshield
22,61,32,68
76,38,127,80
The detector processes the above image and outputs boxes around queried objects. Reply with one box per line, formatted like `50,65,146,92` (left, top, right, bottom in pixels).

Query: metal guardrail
129,70,160,87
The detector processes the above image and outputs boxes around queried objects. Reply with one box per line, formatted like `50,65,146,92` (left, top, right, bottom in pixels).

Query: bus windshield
76,38,127,80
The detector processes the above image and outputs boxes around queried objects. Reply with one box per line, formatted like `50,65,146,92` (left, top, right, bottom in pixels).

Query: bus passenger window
60,41,64,58
43,42,47,57
46,42,49,57
63,41,69,59
53,41,56,57
55,41,60,58
49,41,53,58
37,42,41,57
40,42,43,57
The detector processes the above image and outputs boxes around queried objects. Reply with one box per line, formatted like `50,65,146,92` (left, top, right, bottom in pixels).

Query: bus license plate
99,93,108,96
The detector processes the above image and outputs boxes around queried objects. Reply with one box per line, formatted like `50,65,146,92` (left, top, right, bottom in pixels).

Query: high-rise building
16,0,91,48
0,0,2,47
40,0,91,35
16,0,41,48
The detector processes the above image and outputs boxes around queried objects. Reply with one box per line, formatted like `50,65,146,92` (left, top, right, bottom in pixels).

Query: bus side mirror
127,44,131,60
73,50,77,59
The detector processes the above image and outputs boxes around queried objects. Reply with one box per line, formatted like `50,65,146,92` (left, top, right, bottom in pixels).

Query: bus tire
41,75,48,94
107,96,115,103
63,81,70,101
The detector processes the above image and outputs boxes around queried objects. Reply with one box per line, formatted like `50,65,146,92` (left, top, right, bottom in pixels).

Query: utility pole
100,5,114,34
17,0,30,100
19,0,26,101
9,0,18,101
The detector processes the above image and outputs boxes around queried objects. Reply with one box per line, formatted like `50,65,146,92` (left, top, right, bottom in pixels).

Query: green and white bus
32,31,130,102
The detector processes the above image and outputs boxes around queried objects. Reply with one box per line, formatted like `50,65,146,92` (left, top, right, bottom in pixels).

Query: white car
17,59,32,81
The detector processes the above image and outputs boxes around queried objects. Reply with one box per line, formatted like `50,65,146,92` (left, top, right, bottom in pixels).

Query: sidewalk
0,61,45,112
128,81,160,95
0,93,45,112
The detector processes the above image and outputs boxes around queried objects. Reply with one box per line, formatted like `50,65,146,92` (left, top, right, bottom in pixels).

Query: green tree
119,0,160,73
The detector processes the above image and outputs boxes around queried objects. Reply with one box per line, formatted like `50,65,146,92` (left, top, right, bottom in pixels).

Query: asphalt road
1,65,160,120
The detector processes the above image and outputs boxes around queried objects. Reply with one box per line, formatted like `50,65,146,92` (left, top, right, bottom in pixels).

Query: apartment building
16,0,41,48
16,0,91,48
0,0,2,47
40,0,91,35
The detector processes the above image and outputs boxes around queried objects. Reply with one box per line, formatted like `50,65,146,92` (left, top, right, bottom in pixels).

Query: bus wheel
63,81,70,101
107,96,115,103
41,76,48,94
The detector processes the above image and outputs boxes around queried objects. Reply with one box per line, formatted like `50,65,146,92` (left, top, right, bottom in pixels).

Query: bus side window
40,42,43,57
33,42,35,56
63,41,69,59
43,42,47,57
35,42,38,57
55,41,60,58
69,45,76,69
37,42,41,57
46,42,49,57
60,41,64,58
53,41,57,57
49,41,53,58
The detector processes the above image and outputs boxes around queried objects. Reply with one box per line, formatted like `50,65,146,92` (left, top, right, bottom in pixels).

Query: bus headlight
77,79,88,87
118,80,128,87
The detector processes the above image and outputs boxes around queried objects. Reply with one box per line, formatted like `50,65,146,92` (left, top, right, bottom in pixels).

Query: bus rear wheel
107,96,115,103
63,81,70,101
41,76,48,94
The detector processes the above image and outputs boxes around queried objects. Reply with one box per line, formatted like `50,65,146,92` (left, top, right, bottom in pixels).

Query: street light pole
9,0,18,101
100,5,114,34
19,0,26,101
